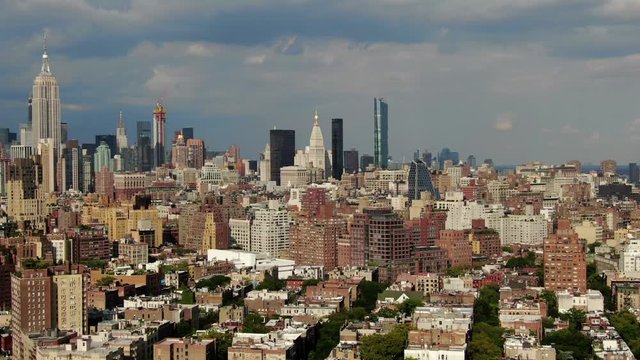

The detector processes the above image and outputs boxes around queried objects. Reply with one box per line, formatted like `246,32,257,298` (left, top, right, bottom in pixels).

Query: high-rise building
250,201,290,257
373,98,388,169
181,127,194,141
437,230,473,268
31,36,61,155
60,122,68,143
116,111,128,152
186,138,205,169
601,159,617,175
136,121,153,172
343,149,359,174
567,160,582,174
467,155,476,168
331,118,343,180
37,139,57,194
94,141,112,173
171,134,189,169
408,159,439,200
307,111,327,177
269,129,295,185
94,134,117,156
360,154,374,171
259,143,271,182
350,208,413,282
11,269,53,359
543,220,587,293
619,239,640,278
62,140,83,192
290,189,346,270
153,102,167,167
629,163,639,184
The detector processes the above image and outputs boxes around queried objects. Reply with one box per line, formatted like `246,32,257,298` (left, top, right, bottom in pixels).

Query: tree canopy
196,275,231,289
610,311,640,357
360,325,409,360
354,281,387,312
542,329,592,359
242,312,269,333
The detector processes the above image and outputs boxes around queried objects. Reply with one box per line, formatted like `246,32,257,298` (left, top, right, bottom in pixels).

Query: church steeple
41,32,51,74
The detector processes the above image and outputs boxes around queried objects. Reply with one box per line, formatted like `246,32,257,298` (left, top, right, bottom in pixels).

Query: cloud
61,103,88,111
560,124,581,135
244,54,267,65
494,113,514,131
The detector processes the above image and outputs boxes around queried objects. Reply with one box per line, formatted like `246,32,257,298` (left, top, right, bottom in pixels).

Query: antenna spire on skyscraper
41,30,51,74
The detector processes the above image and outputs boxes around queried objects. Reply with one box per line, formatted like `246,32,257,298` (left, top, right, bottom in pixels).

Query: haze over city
3,1,640,163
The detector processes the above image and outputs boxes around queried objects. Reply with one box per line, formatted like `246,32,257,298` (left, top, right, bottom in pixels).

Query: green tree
376,307,399,318
397,298,423,316
446,266,468,277
242,313,269,333
540,289,558,318
200,330,233,360
559,308,586,331
610,311,640,357
542,329,592,359
179,288,195,304
360,325,409,360
96,275,116,287
80,259,106,269
502,246,513,253
256,275,285,291
474,285,500,325
468,331,503,360
588,241,602,254
175,320,194,337
196,275,231,289
308,307,369,360
354,281,387,311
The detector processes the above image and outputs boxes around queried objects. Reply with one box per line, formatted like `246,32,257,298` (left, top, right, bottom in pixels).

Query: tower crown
41,32,51,74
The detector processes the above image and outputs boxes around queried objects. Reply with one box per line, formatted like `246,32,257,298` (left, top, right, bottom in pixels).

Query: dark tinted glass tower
408,159,439,200
331,118,343,180
95,134,117,155
270,129,295,185
136,121,153,172
360,154,374,171
181,127,194,141
374,98,388,169
344,149,359,174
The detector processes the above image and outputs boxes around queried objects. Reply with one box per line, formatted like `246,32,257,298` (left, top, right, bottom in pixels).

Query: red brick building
437,230,472,268
543,220,587,293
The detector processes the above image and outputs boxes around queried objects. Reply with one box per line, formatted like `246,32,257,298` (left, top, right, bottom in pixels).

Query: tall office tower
153,102,167,167
360,154,374,171
331,118,343,180
94,141,112,172
82,150,93,193
250,201,290,257
186,138,205,169
94,134,116,156
38,139,57,194
62,140,83,192
350,208,412,282
343,149,359,174
171,134,188,169
60,122,68,143
544,220,587,293
269,129,295,185
422,151,432,167
116,111,128,152
31,36,61,155
181,127,194,141
408,159,439,200
307,111,327,177
629,163,640,184
373,97,388,169
27,95,33,126
11,269,53,359
136,121,153,172
0,158,8,196
19,124,32,147
6,158,43,229
467,155,476,168
259,143,271,182
601,159,617,175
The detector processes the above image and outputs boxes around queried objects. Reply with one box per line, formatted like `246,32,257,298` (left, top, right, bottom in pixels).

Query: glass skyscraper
269,129,296,185
408,159,439,200
331,118,343,180
374,97,388,169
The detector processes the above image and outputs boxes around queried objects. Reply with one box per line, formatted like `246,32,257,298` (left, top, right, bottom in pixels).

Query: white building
229,219,251,251
250,201,291,257
435,192,504,230
620,239,640,278
557,290,604,314
200,161,222,185
404,346,466,360
259,143,271,182
499,214,548,245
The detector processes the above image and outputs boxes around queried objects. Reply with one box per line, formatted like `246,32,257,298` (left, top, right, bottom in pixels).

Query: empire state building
31,37,61,153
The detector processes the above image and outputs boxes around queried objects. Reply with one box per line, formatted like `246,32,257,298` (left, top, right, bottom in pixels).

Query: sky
4,1,640,164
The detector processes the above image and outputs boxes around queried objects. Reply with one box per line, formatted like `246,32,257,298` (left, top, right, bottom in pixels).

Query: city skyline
4,2,640,164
